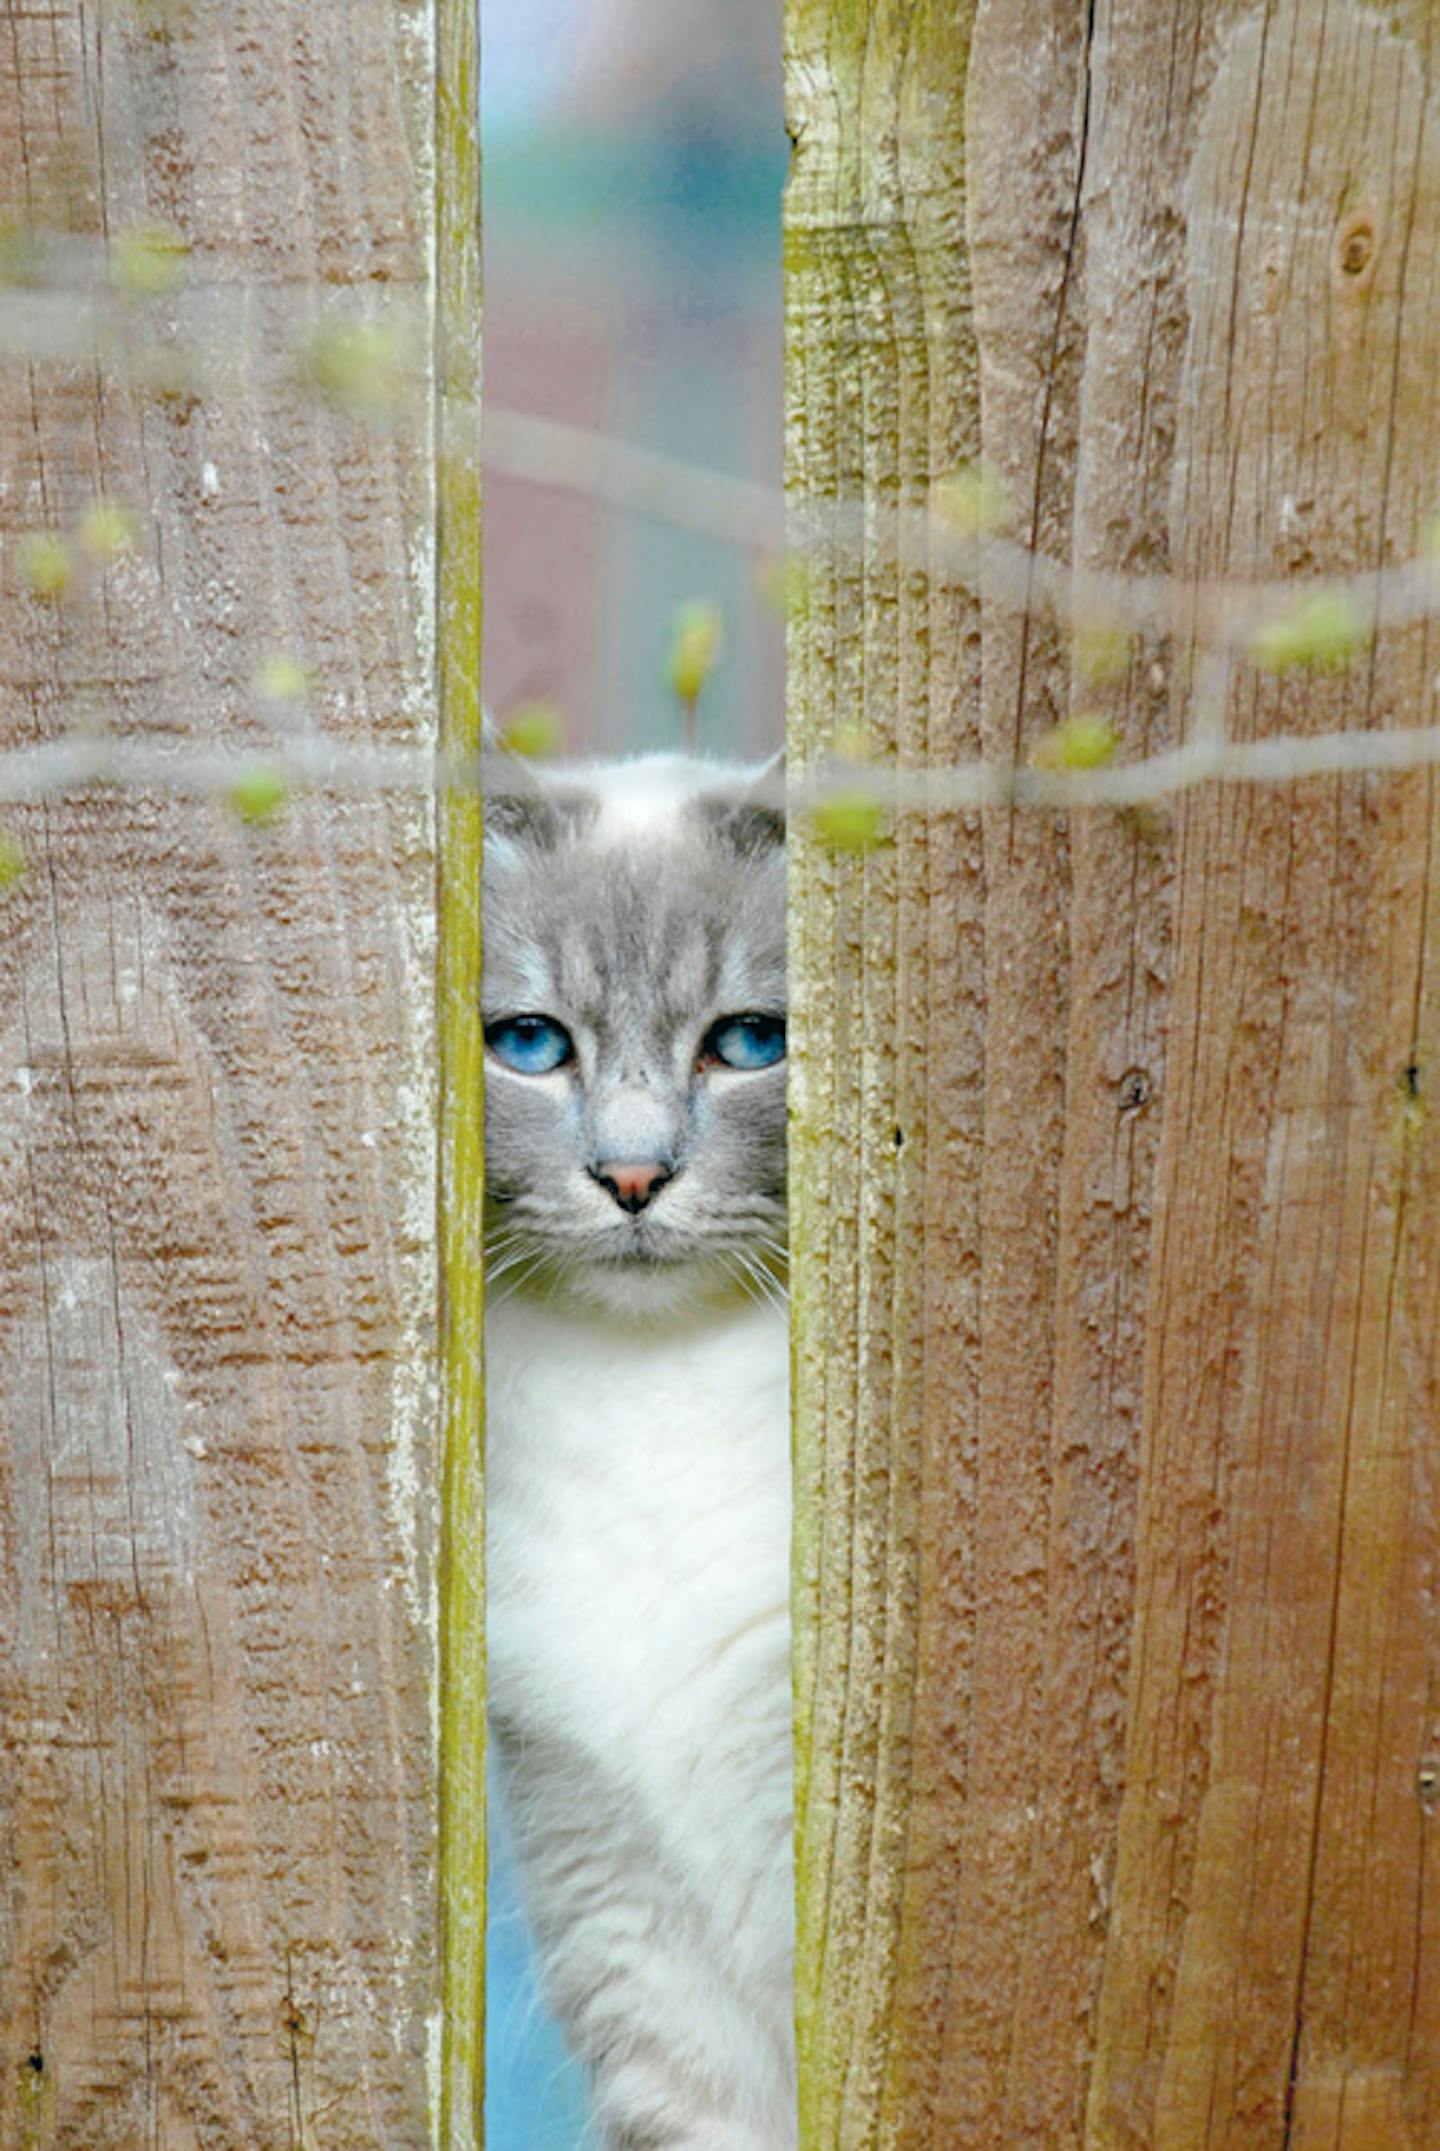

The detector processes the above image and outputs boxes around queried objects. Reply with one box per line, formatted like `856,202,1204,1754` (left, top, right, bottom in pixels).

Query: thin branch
5,721,1440,814
482,408,782,552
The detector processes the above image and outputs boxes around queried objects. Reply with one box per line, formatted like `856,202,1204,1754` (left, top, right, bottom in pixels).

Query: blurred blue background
486,1771,589,2150
481,0,785,762
480,4,784,2145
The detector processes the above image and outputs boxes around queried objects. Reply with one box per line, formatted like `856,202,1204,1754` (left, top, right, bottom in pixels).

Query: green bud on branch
808,788,889,854
19,531,72,599
78,499,139,563
1249,591,1371,675
230,768,290,826
1033,714,1121,772
667,600,723,707
1073,619,1132,685
253,653,311,706
500,701,564,758
932,462,1009,537
299,317,413,421
110,223,189,298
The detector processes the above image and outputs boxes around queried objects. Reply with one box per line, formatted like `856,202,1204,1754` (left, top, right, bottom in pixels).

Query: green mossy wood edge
436,0,485,2142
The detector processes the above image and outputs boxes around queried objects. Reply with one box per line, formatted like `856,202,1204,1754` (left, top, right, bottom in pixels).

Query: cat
481,744,796,2151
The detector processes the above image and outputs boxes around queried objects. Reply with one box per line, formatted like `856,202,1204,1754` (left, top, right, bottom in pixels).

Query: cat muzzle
589,1160,676,1214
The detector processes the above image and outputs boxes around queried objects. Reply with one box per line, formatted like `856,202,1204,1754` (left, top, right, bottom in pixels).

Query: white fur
486,1289,796,2150
581,753,735,842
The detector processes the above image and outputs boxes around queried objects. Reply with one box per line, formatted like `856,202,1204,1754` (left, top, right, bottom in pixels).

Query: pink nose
592,1160,673,1214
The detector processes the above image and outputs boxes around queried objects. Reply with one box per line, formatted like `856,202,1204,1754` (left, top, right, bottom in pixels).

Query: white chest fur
485,1292,791,1821
484,1291,796,2142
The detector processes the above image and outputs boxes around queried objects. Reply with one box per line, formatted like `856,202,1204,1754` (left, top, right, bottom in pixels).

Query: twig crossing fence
6,400,1440,817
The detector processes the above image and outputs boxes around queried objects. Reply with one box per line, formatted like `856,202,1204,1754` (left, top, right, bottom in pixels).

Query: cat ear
482,725,544,843
482,729,594,853
700,749,786,855
750,747,785,798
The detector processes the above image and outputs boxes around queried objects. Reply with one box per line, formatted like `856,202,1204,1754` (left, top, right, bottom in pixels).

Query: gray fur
482,751,787,1320
482,749,796,2147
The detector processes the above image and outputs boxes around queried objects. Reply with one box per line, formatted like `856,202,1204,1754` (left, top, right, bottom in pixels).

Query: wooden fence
789,3,1440,2144
3,1,1438,2146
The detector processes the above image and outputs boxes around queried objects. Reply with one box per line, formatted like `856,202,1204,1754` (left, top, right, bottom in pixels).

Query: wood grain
787,3,982,2142
0,5,439,2146
1086,9,1440,2144
786,1,1440,2143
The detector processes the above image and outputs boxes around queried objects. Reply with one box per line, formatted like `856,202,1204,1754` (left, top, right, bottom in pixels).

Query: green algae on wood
435,0,486,2143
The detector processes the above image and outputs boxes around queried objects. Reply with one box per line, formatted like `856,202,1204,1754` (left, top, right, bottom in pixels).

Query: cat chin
534,1252,775,1325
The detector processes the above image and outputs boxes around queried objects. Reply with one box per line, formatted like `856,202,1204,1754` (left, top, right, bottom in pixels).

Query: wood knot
1419,1757,1440,1815
280,1991,314,2051
1258,242,1286,315
1118,1068,1152,1114
1335,211,1377,289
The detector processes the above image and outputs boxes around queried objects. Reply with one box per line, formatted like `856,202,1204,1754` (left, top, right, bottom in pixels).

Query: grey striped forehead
557,880,728,1021
482,778,785,1036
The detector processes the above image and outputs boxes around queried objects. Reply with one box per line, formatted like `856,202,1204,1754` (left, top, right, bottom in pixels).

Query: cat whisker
723,1247,787,1315
485,1240,565,1308
485,1248,541,1289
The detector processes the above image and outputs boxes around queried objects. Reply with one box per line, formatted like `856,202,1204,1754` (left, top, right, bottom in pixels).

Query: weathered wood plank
787,1,1440,2143
1086,9,1440,2144
787,4,982,2141
0,4,440,2145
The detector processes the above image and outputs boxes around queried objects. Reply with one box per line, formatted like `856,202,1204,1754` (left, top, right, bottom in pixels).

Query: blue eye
702,1014,786,1071
485,1014,575,1074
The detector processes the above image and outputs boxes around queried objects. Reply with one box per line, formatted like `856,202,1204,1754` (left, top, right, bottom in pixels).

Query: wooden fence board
787,2,1440,2144
0,4,441,2145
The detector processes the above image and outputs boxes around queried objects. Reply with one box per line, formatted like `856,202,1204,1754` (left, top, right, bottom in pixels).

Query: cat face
481,752,787,1319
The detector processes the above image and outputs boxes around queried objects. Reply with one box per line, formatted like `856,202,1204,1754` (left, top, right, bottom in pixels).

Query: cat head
481,747,786,1321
